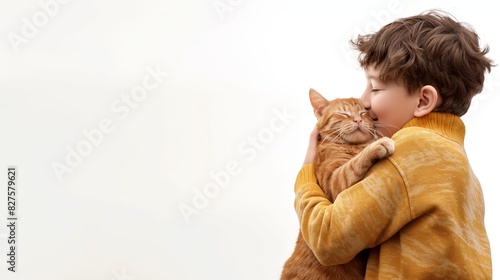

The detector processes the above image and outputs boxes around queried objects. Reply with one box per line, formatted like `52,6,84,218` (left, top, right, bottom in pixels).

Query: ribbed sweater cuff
294,163,318,192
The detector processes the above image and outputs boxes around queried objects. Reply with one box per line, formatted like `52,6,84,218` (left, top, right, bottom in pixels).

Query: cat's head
309,88,379,145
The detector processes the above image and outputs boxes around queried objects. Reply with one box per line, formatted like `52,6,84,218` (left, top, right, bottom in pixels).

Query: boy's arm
294,161,411,266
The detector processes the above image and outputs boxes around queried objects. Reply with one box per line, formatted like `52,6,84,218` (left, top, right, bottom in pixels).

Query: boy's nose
360,91,371,110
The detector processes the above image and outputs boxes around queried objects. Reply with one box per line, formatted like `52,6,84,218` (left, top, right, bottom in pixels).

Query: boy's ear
309,88,329,118
414,85,440,117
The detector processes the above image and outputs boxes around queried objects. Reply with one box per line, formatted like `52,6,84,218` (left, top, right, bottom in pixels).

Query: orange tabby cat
281,88,395,280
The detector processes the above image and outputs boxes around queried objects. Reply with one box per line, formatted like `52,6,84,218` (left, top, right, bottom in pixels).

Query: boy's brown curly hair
351,10,493,116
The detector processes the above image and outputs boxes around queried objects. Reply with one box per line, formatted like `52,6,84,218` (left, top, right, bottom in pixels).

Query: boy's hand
303,125,319,166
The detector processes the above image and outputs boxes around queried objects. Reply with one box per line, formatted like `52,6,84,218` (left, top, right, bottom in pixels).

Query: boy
295,10,493,279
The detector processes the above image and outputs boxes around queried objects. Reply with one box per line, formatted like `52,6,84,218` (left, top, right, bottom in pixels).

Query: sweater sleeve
294,160,412,266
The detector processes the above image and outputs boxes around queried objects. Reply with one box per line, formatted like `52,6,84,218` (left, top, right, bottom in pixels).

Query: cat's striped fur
281,89,394,280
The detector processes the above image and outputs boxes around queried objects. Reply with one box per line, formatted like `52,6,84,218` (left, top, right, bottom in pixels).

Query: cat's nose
353,118,362,124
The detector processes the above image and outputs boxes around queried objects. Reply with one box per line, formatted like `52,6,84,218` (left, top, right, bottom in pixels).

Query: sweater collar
400,112,465,145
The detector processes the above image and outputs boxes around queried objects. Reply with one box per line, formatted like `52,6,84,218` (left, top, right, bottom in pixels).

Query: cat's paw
371,137,395,159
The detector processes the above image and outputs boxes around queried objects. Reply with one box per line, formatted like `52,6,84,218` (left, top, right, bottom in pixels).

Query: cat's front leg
326,138,395,196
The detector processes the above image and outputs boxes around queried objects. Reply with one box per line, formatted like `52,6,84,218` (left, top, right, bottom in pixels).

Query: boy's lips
368,111,378,121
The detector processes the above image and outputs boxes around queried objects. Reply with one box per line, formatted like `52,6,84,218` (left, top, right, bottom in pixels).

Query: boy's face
360,66,420,137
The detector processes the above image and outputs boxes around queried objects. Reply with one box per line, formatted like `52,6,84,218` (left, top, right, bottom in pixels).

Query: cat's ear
309,88,329,118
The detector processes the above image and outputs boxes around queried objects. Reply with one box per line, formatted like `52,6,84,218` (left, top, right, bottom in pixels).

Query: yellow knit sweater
294,112,491,279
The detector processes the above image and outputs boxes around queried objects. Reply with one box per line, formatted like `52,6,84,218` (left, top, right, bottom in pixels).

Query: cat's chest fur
314,142,372,201
316,142,368,166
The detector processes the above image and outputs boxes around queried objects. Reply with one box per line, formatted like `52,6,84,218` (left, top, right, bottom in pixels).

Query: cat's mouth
341,125,376,144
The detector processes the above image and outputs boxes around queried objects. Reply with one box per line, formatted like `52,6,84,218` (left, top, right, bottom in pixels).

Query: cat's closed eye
335,112,351,117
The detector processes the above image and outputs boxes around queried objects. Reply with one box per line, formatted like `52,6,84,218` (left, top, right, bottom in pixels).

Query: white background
0,0,498,279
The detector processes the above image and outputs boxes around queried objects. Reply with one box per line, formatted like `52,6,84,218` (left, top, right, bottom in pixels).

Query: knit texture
294,112,491,279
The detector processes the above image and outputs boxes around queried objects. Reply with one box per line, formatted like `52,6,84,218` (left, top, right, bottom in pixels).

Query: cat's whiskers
319,126,344,145
374,121,400,136
332,126,351,143
321,122,381,144
365,125,380,139
319,131,339,145
374,120,399,129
